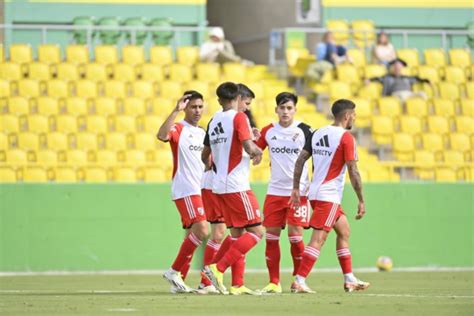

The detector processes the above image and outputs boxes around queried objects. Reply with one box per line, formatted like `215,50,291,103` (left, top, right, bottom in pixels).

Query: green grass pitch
1,271,473,315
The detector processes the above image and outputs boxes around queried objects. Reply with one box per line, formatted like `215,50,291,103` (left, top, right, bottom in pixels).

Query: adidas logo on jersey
271,136,277,140
315,135,330,147
211,122,225,136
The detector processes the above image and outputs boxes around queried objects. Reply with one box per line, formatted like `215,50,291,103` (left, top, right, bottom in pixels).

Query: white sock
170,268,179,274
344,273,357,283
295,275,306,284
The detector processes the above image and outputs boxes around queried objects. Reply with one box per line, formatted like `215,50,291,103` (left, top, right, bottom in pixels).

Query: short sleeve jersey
168,120,206,200
256,121,312,196
304,125,357,204
204,110,252,194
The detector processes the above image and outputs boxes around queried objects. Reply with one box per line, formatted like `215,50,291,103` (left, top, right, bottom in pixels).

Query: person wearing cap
365,58,430,102
200,27,254,65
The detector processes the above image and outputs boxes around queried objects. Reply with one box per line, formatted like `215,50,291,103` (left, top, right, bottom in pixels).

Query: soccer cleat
229,285,261,296
344,279,370,292
290,281,316,294
163,269,194,293
258,283,282,294
197,283,220,294
203,264,227,294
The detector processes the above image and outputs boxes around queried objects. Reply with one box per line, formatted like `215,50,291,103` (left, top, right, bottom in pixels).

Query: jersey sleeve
255,124,272,150
168,123,182,144
303,130,315,153
233,112,252,143
203,119,212,146
298,122,313,143
341,132,358,162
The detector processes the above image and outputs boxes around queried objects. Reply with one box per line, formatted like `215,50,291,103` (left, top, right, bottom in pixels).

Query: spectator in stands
200,27,254,65
372,32,397,66
366,58,430,102
306,31,351,82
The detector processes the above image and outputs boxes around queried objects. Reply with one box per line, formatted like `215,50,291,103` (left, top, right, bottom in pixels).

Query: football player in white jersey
290,99,370,293
255,92,313,294
157,91,211,293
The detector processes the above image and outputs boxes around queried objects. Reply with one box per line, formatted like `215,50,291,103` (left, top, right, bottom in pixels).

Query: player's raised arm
290,149,311,208
346,160,365,220
156,94,191,142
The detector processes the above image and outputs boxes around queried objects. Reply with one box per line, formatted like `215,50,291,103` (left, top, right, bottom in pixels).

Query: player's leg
287,197,311,277
333,215,370,292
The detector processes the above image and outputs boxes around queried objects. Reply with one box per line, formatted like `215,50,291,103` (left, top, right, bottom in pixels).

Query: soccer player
289,99,370,293
157,91,208,293
202,82,264,295
255,92,313,294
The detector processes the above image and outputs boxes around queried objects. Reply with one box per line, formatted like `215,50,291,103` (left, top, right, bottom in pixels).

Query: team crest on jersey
197,207,204,216
292,133,300,142
256,209,261,217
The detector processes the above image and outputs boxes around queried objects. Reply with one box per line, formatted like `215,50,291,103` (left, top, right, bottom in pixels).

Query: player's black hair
331,99,356,119
183,90,203,101
276,92,298,106
216,82,239,101
237,83,255,99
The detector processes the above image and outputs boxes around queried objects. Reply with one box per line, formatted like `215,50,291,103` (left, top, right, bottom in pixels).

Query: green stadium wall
1,183,473,272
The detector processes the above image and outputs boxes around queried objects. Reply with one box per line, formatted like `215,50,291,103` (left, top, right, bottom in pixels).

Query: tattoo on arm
293,150,311,189
347,161,364,202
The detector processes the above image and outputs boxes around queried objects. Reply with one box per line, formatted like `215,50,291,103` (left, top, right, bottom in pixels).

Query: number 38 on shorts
262,195,311,229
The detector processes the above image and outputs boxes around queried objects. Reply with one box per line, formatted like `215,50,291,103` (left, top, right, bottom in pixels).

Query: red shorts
174,195,207,229
201,189,225,224
216,190,261,228
309,200,346,232
263,195,310,228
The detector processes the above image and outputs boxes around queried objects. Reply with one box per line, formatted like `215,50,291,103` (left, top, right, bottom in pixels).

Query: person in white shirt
200,27,254,65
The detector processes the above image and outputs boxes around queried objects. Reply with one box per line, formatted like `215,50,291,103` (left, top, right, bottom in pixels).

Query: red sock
296,246,320,278
171,232,202,272
216,232,261,273
200,239,221,286
180,256,192,280
289,234,304,276
265,233,280,284
231,237,245,287
211,235,232,264
336,248,352,274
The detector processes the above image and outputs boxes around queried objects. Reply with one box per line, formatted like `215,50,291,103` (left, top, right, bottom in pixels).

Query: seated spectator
200,27,254,65
372,32,396,66
306,32,351,81
366,58,430,102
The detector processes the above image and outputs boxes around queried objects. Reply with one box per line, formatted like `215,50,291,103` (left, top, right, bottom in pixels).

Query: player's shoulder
296,122,313,133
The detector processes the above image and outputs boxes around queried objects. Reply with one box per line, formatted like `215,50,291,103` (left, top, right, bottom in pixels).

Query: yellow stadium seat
405,97,429,117
438,82,460,100
222,63,247,82
0,62,22,80
23,167,48,182
5,149,27,164
460,98,473,116
378,97,402,117
95,149,117,165
62,149,88,166
54,114,78,133
396,49,419,68
112,63,136,81
55,63,80,81
0,167,17,182
16,79,41,97
114,167,137,182
357,82,382,100
336,64,360,85
399,116,422,136
443,150,465,164
46,79,69,98
104,132,127,150
28,62,51,80
139,64,164,82
123,149,146,164
103,80,128,98
432,98,455,117
176,46,199,66
185,80,210,99
66,45,89,64
7,96,29,114
133,133,156,150
1,115,20,133
427,116,450,134
131,80,155,98
38,44,61,64
35,150,58,165
17,132,40,150
159,80,183,99
150,97,174,115
326,19,349,45
94,45,118,65
169,63,193,83
74,80,98,98
0,79,10,97
463,82,474,100
444,66,466,84
449,133,470,153
143,167,166,182
351,20,375,48
455,116,473,134
392,133,415,161
364,64,387,78
140,114,163,132
113,115,136,133
449,48,471,67
328,81,352,99
348,49,366,70
422,133,444,152
372,116,394,145
122,45,145,66
417,65,440,84
85,115,107,133
84,63,108,81
74,132,98,150
0,133,7,150
150,46,173,66
424,49,446,67
54,167,77,182
93,97,117,115
84,167,109,182
123,97,147,115
149,149,173,167
10,44,33,64
367,166,396,182
64,97,88,115
414,150,435,180
435,168,457,182
26,114,49,133
286,48,309,68
46,132,68,150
